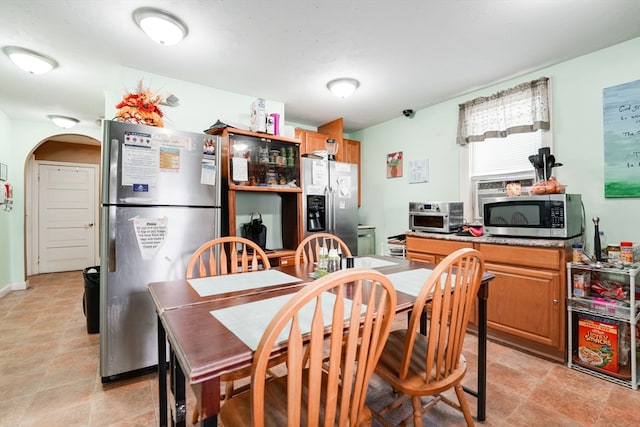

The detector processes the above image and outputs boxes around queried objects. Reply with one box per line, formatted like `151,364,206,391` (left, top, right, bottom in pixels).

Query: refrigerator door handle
105,138,120,205
107,205,117,272
326,186,337,234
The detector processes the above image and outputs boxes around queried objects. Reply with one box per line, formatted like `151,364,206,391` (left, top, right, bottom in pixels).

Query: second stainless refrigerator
301,157,358,255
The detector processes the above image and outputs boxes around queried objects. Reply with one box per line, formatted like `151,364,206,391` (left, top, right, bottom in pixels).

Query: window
470,130,545,178
457,77,552,220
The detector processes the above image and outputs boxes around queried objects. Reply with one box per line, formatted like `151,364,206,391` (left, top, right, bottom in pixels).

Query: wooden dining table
148,255,493,427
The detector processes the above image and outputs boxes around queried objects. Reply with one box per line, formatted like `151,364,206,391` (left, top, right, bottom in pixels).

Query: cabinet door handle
552,299,559,305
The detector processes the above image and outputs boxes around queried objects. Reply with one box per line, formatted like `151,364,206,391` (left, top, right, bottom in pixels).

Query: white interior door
38,163,98,273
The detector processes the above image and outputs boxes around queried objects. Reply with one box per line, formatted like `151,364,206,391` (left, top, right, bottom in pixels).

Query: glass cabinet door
229,133,300,188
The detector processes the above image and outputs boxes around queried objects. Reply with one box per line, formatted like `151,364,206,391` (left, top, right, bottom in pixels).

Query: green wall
354,37,640,255
0,67,285,294
1,38,639,294
0,110,11,294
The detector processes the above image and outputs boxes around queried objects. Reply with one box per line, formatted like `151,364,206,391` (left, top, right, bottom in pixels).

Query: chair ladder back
250,249,261,272
186,237,271,279
295,233,352,265
371,248,484,427
401,248,484,384
250,269,396,427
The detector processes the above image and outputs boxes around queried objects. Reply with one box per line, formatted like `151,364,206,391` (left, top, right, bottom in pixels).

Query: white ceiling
1,0,639,133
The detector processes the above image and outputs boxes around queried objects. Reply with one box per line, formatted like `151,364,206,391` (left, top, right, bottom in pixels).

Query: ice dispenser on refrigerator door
306,194,326,232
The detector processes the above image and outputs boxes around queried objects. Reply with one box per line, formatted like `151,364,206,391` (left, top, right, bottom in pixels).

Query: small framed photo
386,151,403,178
0,163,7,181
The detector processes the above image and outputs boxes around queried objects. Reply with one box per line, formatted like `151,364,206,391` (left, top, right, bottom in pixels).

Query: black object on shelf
593,217,602,261
82,266,100,334
242,212,267,250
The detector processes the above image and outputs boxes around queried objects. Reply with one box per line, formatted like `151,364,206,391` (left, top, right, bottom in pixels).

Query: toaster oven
409,201,464,233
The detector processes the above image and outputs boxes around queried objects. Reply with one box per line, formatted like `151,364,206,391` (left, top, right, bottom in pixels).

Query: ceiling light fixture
48,115,79,129
133,7,188,46
327,78,359,98
3,46,58,74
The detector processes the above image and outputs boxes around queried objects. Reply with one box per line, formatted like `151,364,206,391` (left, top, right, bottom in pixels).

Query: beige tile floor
1,271,638,426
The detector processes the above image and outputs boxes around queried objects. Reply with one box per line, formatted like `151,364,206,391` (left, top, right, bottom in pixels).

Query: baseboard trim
0,279,30,299
0,284,11,299
12,279,29,291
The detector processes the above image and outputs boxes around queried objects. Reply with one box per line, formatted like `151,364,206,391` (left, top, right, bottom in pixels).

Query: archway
25,133,101,275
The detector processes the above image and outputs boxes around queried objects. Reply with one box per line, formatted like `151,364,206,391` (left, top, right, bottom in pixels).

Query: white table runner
187,270,302,297
385,268,433,297
350,257,397,269
211,292,357,351
386,268,456,297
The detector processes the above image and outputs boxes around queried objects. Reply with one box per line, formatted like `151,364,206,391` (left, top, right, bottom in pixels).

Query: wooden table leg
193,379,221,427
158,315,168,427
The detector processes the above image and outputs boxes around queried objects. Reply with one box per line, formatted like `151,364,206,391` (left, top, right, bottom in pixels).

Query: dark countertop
406,230,582,248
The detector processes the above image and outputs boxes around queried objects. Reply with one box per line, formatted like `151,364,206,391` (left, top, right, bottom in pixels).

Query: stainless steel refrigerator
100,120,221,381
301,157,358,254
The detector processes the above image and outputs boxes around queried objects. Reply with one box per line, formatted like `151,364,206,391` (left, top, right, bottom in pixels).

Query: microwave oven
409,201,464,233
483,193,583,238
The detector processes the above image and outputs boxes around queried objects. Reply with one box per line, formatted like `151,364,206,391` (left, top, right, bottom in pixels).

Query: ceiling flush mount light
327,78,359,98
48,115,79,129
3,46,58,74
133,7,188,46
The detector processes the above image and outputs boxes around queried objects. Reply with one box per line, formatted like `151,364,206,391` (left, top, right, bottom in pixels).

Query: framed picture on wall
408,159,428,183
0,163,7,181
603,79,640,198
386,151,403,178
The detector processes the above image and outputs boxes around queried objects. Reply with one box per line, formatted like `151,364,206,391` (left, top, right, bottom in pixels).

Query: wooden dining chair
371,248,484,427
185,236,273,423
185,236,270,279
219,268,397,427
294,232,352,265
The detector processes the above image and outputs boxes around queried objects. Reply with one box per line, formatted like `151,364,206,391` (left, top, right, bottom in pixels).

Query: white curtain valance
457,77,550,145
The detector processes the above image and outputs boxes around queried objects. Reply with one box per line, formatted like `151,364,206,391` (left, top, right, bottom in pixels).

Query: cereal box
577,315,619,373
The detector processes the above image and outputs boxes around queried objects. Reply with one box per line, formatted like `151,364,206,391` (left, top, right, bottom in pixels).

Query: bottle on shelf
327,249,339,273
620,241,634,264
318,246,329,273
572,243,584,263
606,244,621,261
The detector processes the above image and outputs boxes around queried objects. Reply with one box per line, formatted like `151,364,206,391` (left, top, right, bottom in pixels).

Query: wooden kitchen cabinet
480,243,566,362
295,128,330,155
406,235,473,264
295,126,362,206
318,118,344,147
406,234,570,362
342,138,361,206
207,127,303,265
341,138,360,164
